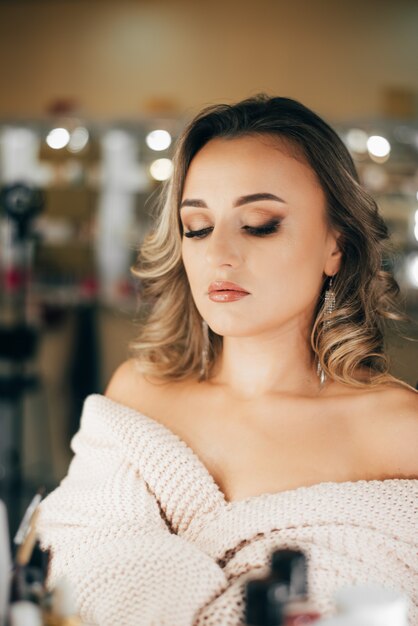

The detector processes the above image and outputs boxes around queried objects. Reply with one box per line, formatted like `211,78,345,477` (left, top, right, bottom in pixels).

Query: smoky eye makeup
183,217,282,239
242,218,281,236
183,226,212,239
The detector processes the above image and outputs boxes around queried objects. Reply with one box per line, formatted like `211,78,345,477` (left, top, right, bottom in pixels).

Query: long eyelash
243,219,281,236
183,219,281,239
184,227,213,239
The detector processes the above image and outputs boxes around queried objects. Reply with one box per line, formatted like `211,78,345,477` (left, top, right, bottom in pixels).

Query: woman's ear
324,231,343,276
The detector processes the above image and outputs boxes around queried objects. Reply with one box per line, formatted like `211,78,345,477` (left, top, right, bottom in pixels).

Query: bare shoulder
353,383,418,479
104,358,169,413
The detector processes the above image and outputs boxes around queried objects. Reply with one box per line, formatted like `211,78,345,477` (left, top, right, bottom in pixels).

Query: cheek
253,237,324,298
181,242,191,270
181,243,201,288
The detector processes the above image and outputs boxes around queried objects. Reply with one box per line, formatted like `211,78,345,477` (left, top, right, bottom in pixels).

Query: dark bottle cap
270,549,308,599
9,544,51,606
28,542,51,585
9,564,27,603
245,578,269,625
245,577,284,626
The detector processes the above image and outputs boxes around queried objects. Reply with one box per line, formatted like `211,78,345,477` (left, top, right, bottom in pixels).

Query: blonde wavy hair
130,94,411,389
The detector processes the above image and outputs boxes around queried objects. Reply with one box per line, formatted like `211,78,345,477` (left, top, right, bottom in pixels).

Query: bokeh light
346,129,368,153
146,130,172,151
46,127,70,150
149,158,173,181
367,135,391,158
68,127,89,153
414,209,418,243
406,253,418,288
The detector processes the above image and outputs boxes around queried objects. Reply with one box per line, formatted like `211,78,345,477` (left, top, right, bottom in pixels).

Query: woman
38,95,418,626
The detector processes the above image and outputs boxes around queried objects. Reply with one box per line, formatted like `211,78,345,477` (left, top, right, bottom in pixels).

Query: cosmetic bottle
43,578,81,626
245,548,321,625
245,576,284,625
270,549,321,625
308,616,373,626
8,562,43,626
8,600,43,626
334,584,409,626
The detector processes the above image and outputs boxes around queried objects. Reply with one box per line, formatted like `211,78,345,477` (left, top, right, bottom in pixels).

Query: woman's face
180,134,341,339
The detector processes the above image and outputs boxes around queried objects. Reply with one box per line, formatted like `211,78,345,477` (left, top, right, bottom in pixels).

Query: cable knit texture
37,394,418,626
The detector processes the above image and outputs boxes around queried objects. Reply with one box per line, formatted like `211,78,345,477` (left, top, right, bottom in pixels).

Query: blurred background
0,0,417,535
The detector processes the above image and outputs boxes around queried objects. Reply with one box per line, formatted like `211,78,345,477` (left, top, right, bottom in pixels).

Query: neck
210,328,323,399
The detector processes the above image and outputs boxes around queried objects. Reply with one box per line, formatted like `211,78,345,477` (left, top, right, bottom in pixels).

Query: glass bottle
270,549,321,625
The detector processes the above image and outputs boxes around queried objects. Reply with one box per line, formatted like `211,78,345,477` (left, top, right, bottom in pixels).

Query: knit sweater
37,393,418,626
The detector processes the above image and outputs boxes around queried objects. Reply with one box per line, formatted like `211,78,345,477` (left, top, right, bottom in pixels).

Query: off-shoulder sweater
37,394,418,626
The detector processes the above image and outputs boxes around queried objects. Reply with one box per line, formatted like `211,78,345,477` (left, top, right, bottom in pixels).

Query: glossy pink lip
208,281,249,294
208,281,250,303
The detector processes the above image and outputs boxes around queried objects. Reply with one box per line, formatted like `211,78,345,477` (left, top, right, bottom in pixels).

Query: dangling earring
199,319,209,380
317,275,336,386
323,276,336,329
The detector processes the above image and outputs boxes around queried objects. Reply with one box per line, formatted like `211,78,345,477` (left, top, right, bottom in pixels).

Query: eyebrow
179,192,286,210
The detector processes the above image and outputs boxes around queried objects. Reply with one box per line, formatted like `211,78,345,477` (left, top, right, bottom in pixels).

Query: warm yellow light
146,130,172,151
46,128,70,150
149,158,173,181
367,135,391,158
346,129,368,153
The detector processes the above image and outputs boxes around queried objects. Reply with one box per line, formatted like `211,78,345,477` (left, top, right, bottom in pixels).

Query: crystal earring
317,275,336,386
323,276,336,329
199,319,209,380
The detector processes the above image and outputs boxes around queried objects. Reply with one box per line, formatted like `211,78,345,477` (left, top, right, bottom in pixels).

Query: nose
204,225,242,268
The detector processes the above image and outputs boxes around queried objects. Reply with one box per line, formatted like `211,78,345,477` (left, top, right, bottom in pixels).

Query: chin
207,319,261,338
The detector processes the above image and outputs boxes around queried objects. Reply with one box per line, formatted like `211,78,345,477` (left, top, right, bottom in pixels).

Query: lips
208,281,249,294
207,281,250,302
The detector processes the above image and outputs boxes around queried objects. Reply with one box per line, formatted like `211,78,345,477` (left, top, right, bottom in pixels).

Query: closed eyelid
183,218,282,240
181,206,285,223
182,215,282,228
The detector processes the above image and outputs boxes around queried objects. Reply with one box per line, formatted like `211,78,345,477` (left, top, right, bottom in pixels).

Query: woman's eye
243,219,281,236
183,219,281,239
184,226,213,239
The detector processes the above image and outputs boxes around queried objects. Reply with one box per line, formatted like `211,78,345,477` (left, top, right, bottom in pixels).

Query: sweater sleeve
37,407,227,626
